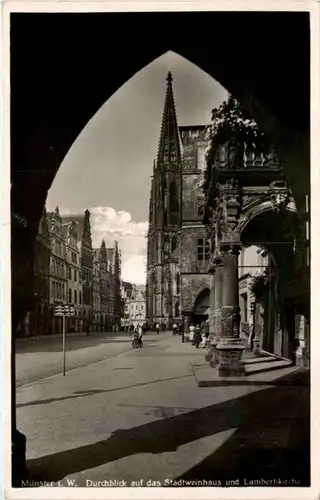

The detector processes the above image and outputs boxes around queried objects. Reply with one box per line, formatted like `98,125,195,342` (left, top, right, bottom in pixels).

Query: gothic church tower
146,72,182,328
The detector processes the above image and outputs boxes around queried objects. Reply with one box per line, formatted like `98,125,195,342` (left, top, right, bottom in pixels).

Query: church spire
157,72,181,167
148,176,154,229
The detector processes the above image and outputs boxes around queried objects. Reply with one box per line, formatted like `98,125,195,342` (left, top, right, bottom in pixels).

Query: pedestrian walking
194,324,202,348
172,322,178,335
156,323,160,335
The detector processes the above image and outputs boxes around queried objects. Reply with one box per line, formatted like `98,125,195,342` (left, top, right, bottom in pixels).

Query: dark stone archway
9,11,310,485
10,11,310,318
240,208,303,361
193,287,210,324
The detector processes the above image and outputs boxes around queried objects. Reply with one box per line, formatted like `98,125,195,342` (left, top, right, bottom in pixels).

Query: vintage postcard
2,1,319,499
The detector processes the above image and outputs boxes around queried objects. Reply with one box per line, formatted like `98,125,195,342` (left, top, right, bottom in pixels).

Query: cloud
90,206,148,285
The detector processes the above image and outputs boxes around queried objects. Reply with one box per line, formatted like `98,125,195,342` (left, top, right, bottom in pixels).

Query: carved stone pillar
206,257,223,366
216,243,246,376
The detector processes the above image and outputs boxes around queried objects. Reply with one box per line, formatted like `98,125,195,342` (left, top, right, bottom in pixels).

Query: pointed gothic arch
10,14,310,485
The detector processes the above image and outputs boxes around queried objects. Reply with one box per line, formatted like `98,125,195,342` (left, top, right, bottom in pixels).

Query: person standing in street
189,323,195,344
138,324,143,347
194,324,202,348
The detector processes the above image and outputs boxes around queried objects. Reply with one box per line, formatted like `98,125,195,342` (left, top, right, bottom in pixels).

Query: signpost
54,304,76,376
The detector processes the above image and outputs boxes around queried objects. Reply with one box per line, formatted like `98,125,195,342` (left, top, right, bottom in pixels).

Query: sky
46,51,228,284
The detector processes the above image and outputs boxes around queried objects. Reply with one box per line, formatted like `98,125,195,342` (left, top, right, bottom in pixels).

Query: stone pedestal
216,244,245,377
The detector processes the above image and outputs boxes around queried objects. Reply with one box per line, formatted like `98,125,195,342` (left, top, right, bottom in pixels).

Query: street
16,331,149,386
16,330,310,487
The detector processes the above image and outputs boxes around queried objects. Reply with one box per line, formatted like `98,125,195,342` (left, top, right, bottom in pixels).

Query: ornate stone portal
206,140,288,377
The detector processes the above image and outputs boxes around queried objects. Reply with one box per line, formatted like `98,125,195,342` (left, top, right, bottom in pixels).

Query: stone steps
244,358,292,375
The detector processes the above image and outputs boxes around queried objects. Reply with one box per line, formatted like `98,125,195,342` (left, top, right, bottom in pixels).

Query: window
169,181,179,212
176,273,180,294
197,147,205,171
197,238,210,263
68,267,71,279
241,293,248,323
74,290,77,304
74,269,77,281
197,198,204,217
69,288,72,303
79,291,82,304
175,302,180,317
171,236,177,253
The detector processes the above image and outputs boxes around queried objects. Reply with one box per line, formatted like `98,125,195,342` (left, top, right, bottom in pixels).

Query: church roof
156,72,181,167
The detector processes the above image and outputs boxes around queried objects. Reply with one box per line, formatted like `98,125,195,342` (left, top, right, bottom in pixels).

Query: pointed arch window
170,180,179,212
171,235,177,253
176,273,180,294
175,302,180,317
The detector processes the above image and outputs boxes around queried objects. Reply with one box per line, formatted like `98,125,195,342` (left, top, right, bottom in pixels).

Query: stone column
216,243,245,376
206,257,223,366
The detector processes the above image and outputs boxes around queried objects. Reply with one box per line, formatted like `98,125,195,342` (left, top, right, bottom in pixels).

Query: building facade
20,206,124,338
99,240,109,331
92,249,101,331
63,220,83,332
124,284,146,328
22,209,51,337
106,242,122,331
61,210,93,331
47,207,68,334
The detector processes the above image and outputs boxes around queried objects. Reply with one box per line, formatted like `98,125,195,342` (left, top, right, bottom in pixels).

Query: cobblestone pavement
16,332,310,488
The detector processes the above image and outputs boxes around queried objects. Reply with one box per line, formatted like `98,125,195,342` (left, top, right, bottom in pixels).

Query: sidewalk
17,331,309,487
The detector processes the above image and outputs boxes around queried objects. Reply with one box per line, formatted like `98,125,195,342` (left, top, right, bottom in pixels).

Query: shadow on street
25,370,310,486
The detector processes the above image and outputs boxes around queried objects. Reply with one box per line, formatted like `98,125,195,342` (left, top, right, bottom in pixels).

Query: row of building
17,206,122,337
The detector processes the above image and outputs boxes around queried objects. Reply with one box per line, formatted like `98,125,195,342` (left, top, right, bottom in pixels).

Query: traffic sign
54,304,77,316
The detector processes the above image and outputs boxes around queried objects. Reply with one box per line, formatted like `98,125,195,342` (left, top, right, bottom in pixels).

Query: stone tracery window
197,238,210,263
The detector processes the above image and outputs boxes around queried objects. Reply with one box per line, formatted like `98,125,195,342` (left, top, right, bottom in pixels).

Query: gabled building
92,249,101,331
24,208,51,337
47,207,68,334
99,240,109,331
61,210,93,331
123,284,146,329
63,220,83,332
